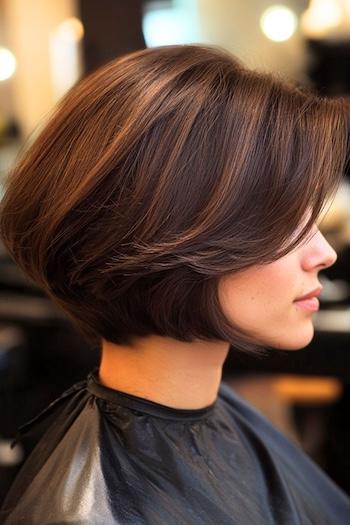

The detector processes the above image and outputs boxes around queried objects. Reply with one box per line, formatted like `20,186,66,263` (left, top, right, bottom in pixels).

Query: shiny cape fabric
1,368,350,525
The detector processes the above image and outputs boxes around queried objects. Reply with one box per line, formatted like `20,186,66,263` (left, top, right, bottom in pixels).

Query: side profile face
218,222,337,350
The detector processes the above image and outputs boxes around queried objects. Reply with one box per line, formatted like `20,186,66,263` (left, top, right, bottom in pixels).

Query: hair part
0,44,349,353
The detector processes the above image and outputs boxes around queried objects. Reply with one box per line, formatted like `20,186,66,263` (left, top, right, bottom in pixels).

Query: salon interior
0,0,349,506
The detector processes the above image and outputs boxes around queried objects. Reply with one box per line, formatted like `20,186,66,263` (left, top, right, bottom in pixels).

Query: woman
0,44,349,524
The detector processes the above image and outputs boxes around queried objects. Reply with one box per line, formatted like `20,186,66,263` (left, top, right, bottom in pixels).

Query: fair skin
99,222,337,410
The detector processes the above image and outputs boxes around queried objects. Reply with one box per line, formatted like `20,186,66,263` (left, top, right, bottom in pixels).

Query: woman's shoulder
218,379,322,469
218,380,350,512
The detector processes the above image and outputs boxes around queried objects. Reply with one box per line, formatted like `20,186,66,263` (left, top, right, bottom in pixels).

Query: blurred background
0,0,349,506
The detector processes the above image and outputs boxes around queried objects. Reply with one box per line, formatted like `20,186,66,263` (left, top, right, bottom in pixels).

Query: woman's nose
302,229,338,271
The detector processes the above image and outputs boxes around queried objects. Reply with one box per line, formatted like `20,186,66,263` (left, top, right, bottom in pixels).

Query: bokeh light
0,47,16,81
260,5,298,42
55,17,84,43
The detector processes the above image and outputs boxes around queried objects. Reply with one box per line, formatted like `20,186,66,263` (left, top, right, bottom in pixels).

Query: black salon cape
1,369,350,525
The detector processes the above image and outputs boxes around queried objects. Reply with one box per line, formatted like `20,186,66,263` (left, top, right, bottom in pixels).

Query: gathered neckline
87,367,219,421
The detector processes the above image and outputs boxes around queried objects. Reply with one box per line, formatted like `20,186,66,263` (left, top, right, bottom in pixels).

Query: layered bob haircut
1,44,349,353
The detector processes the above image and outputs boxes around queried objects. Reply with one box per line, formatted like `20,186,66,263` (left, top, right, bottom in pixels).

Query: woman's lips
294,286,322,311
295,286,322,301
294,297,320,312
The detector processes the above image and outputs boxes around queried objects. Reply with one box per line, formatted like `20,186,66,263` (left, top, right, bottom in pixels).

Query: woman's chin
264,323,315,351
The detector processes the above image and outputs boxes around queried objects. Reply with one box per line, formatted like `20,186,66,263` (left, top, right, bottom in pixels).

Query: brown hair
0,44,348,353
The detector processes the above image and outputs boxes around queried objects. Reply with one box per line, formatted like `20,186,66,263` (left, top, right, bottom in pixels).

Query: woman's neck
99,335,230,409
